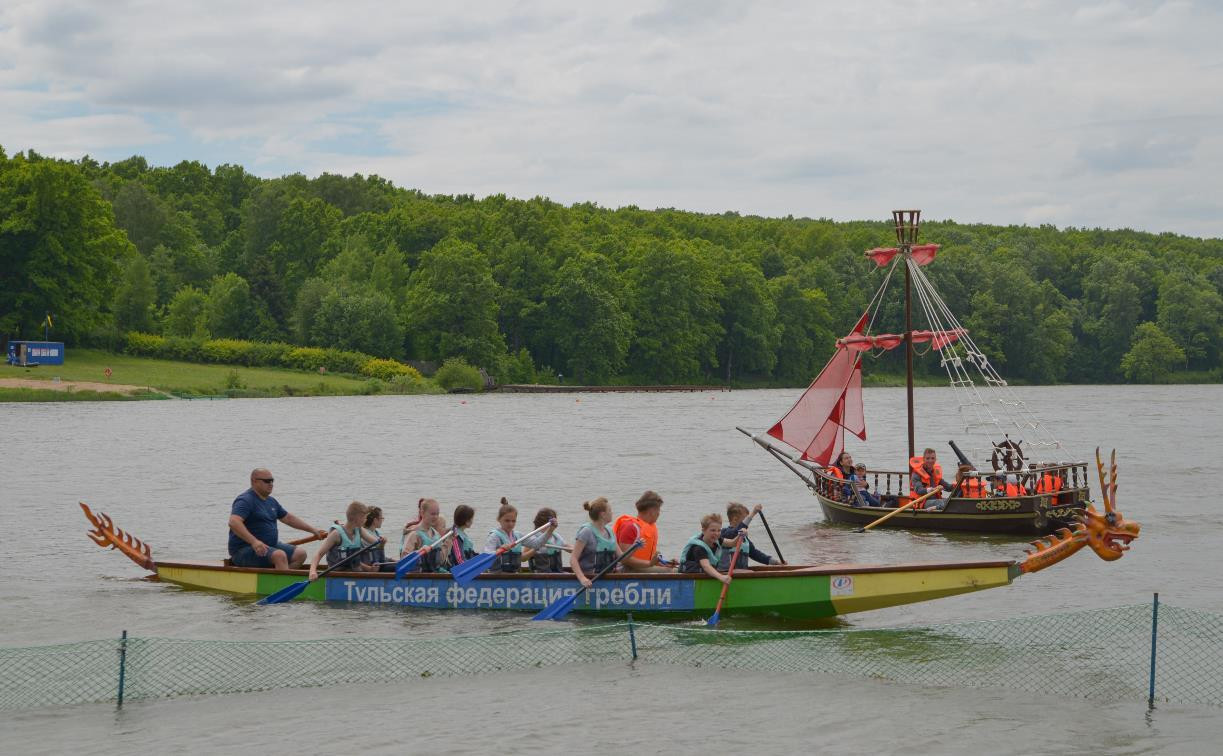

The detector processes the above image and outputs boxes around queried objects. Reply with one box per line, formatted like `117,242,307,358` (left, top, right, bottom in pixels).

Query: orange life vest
909,457,944,499
827,466,846,479
1035,472,1063,494
994,482,1026,497
614,514,658,563
959,477,985,498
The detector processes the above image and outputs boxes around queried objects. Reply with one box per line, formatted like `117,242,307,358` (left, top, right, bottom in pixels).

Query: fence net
2,602,1221,711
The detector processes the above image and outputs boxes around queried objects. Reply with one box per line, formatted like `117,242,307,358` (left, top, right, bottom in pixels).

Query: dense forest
2,145,1221,385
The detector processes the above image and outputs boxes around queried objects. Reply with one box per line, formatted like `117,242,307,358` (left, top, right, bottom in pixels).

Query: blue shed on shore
6,341,65,366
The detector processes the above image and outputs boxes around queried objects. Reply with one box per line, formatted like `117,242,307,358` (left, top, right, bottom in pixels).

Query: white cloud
1,0,1221,236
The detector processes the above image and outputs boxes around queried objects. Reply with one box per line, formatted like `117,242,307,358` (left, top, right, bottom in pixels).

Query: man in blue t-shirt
228,468,326,569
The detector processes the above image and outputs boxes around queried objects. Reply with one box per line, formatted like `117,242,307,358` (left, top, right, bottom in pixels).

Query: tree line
2,145,1221,385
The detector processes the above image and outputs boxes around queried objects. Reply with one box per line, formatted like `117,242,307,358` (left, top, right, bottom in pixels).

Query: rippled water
2,385,1220,752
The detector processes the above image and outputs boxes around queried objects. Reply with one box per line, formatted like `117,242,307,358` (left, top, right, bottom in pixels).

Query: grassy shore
2,349,377,400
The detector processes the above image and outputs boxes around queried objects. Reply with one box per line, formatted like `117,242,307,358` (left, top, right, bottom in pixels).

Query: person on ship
678,514,735,583
227,468,327,569
850,463,881,507
521,507,567,573
614,490,673,572
402,497,451,573
954,464,986,499
308,500,383,580
826,451,859,502
482,498,526,573
1031,463,1065,497
990,473,1028,498
718,503,782,570
910,448,954,511
450,504,478,565
571,497,623,588
361,506,391,570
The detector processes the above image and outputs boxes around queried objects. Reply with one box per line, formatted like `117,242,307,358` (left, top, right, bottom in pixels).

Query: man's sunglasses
256,477,275,484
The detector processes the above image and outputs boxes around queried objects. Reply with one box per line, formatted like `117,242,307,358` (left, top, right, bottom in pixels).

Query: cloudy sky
2,1,1221,236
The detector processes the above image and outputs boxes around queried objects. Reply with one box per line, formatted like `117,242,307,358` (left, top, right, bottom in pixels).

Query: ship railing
809,462,1091,502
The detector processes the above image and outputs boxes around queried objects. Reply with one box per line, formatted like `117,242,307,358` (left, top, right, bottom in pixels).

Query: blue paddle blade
705,610,721,627
394,552,420,580
531,593,578,621
257,579,308,605
451,553,496,587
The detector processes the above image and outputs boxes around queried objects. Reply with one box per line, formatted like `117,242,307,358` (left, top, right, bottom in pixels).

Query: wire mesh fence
2,599,1221,712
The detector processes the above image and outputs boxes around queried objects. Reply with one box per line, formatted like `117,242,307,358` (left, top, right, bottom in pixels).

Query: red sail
768,315,868,465
836,327,965,352
865,244,940,268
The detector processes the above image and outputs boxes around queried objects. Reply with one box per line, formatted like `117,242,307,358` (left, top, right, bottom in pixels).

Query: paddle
289,532,327,546
707,536,744,627
256,540,382,605
854,488,941,533
531,540,644,621
394,527,456,579
758,510,785,564
450,521,555,587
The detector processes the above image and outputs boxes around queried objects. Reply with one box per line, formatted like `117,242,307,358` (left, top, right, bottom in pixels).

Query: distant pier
494,384,729,393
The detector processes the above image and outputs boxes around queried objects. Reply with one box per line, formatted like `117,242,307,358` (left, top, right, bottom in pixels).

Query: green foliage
546,252,633,383
494,347,537,385
0,156,130,340
283,346,329,371
203,272,255,339
360,358,422,382
113,255,157,333
624,239,724,382
1121,322,1186,383
310,288,403,358
6,149,1223,386
404,238,505,367
163,286,207,337
125,331,166,355
434,357,484,392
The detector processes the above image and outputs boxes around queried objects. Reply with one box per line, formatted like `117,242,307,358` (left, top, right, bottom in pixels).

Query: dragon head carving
1081,449,1139,561
1018,448,1139,575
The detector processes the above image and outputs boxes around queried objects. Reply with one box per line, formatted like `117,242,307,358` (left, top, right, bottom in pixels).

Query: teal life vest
529,533,565,573
411,526,443,573
327,523,365,568
718,529,753,570
488,528,523,573
364,527,387,567
454,528,477,562
576,522,618,573
679,535,722,574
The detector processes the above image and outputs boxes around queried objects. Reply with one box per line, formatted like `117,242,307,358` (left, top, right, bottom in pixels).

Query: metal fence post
626,613,638,660
1148,593,1159,709
117,630,128,709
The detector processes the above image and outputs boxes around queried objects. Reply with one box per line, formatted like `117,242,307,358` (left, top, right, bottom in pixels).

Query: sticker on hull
326,577,697,611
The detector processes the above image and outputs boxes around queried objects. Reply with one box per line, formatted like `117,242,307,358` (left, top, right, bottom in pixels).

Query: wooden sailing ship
743,210,1090,535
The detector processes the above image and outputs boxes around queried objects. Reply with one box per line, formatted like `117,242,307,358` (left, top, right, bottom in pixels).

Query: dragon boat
80,452,1137,620
743,209,1094,535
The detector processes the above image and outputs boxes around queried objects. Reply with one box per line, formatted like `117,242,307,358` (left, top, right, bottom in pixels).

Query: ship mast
894,209,920,461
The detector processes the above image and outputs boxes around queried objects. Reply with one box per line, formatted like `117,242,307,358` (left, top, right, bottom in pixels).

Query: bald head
250,468,274,499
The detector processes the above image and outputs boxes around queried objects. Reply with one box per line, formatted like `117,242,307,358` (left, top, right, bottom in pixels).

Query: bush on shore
121,332,423,383
434,357,484,393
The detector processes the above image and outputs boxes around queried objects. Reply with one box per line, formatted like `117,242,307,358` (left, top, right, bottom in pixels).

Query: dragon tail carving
1017,448,1139,575
80,501,156,571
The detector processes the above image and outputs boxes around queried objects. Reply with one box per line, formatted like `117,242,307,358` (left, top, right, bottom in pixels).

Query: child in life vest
308,501,383,580
850,464,881,507
571,497,621,588
679,514,736,584
521,507,566,573
362,505,393,571
401,498,450,573
719,503,781,570
450,504,478,564
482,498,524,573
